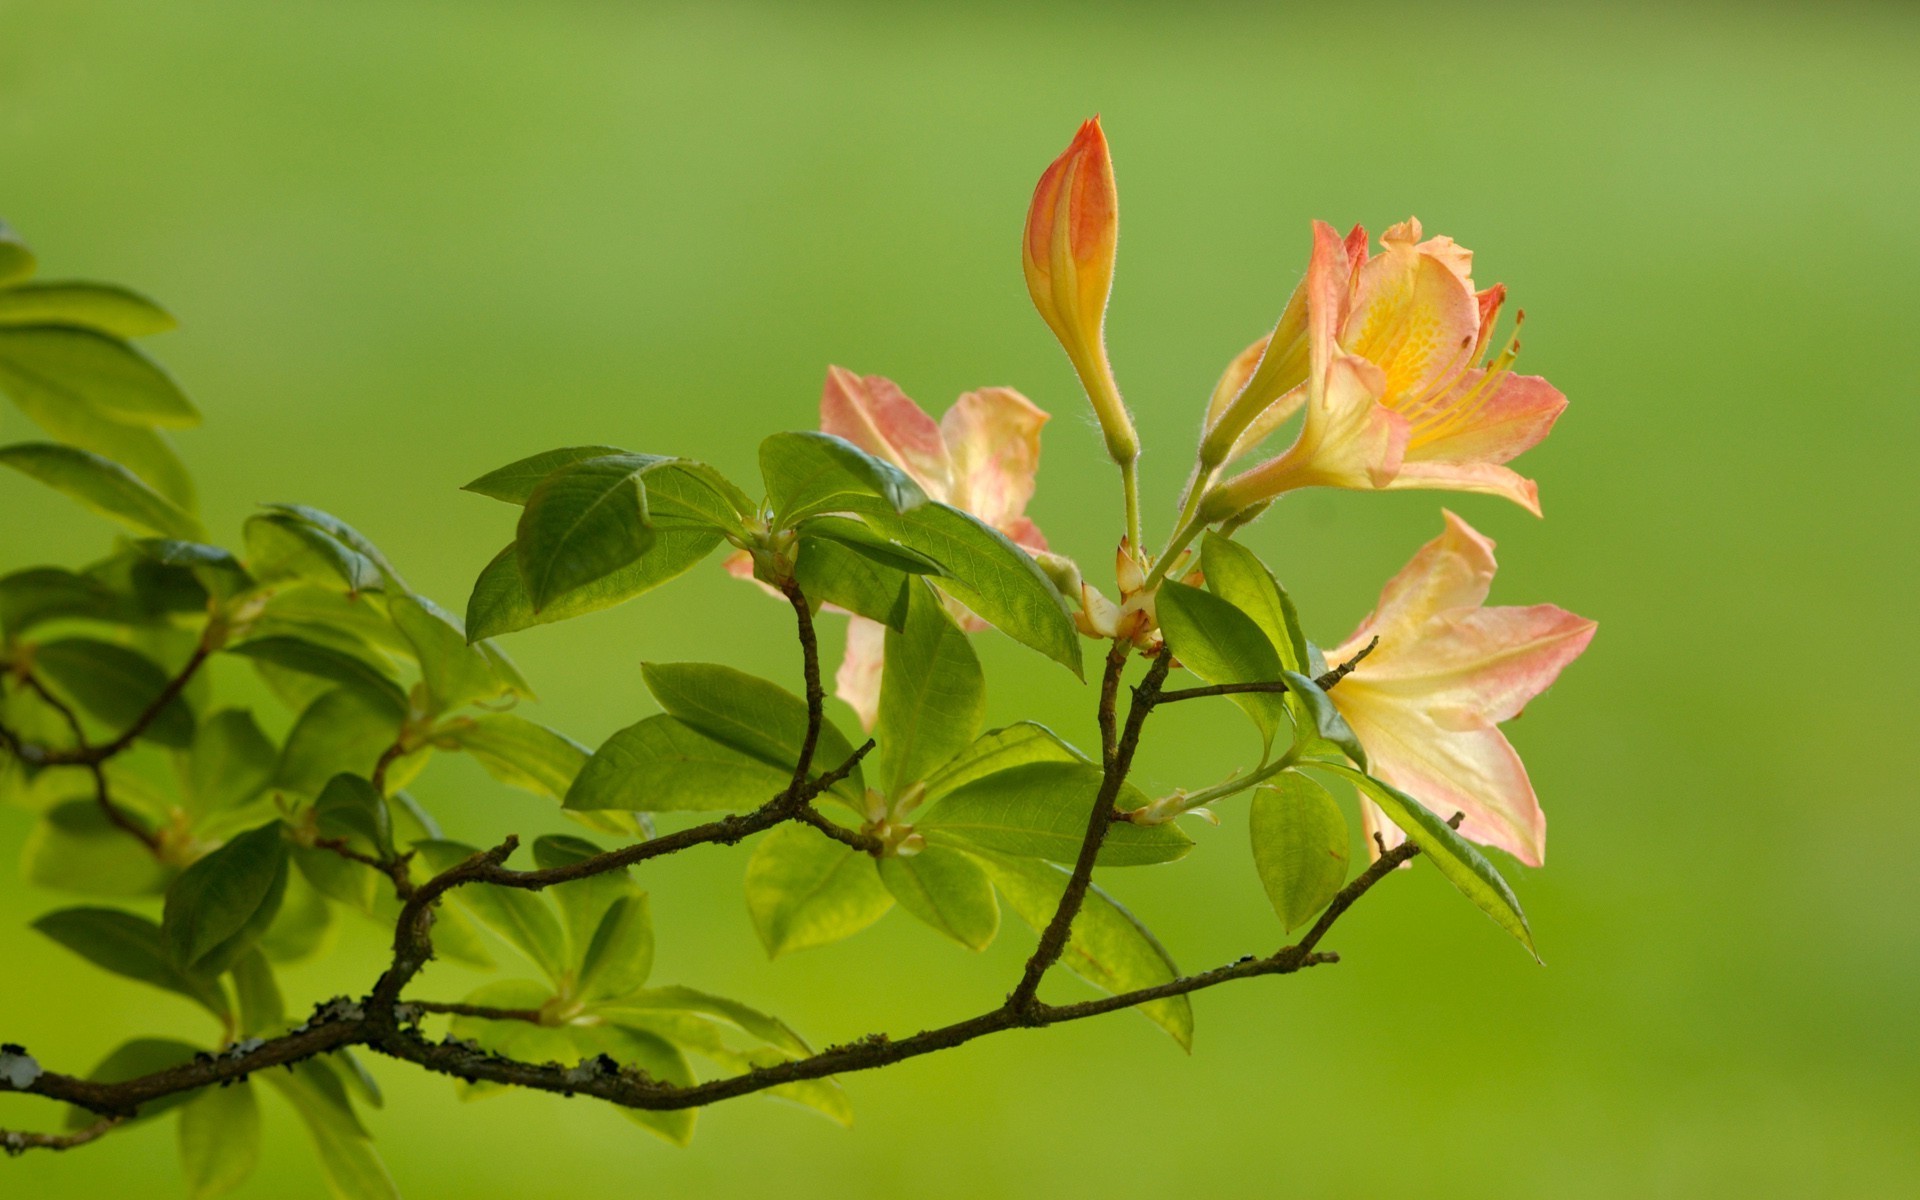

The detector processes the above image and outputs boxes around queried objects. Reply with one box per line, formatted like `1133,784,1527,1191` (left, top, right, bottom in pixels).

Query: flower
730,366,1050,727
1024,117,1135,468
1323,511,1595,866
1201,218,1566,520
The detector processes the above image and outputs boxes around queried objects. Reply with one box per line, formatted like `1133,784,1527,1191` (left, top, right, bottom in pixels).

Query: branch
409,1000,544,1024
2,1116,126,1157
1156,679,1289,704
32,643,212,767
1315,636,1378,690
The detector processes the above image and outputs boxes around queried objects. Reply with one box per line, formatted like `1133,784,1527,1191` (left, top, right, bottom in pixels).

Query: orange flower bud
1024,117,1136,467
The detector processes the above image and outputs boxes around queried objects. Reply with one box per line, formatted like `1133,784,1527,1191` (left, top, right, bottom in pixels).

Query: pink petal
820,366,953,496
1339,687,1548,866
1401,371,1567,469
1382,460,1545,517
1472,284,1507,358
834,616,887,731
1333,510,1497,652
940,386,1049,539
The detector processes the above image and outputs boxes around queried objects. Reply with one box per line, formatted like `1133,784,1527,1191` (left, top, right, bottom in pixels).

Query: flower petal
1332,510,1496,653
1399,371,1566,468
1338,686,1547,866
940,386,1048,540
834,615,888,731
1344,222,1480,405
1380,460,1545,517
1355,604,1596,726
820,366,952,496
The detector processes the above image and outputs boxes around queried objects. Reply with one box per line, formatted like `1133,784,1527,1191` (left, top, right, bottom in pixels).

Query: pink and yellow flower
1201,218,1566,520
1325,511,1595,866
1024,117,1136,469
731,366,1050,727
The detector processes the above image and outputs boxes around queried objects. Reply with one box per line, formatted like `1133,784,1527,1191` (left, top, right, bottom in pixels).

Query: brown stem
35,643,211,766
410,1000,545,1024
2,1116,127,1156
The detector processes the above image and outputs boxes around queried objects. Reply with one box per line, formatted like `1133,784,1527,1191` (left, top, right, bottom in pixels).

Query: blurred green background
3,1,1916,1196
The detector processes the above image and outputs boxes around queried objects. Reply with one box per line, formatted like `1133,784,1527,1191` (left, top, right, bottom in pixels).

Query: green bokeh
3,1,1915,1196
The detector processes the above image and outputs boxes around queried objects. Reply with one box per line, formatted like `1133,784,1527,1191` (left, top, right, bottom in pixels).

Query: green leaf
178,1078,261,1199
389,592,518,713
33,635,196,747
743,824,892,956
257,505,403,589
33,907,229,1018
228,947,286,1035
918,761,1192,867
974,852,1192,1048
22,800,173,896
0,566,138,639
1278,669,1367,769
273,688,407,798
878,845,999,950
264,1060,400,1200
530,834,652,1000
226,635,406,712
0,325,198,426
1155,579,1286,751
516,453,669,610
437,713,588,802
242,513,382,594
641,662,865,806
1201,532,1309,674
860,501,1080,676
415,839,569,982
792,531,911,629
581,1024,697,1146
312,773,393,859
594,985,809,1057
874,583,985,796
162,821,291,973
66,1039,202,1129
465,526,723,640
919,721,1091,802
566,714,794,814
760,430,927,526
797,514,943,574
291,844,379,915
0,442,201,539
3,383,195,508
183,709,277,817
0,222,34,284
0,282,176,336
1315,762,1536,956
130,540,251,603
259,869,335,963
462,445,629,503
1249,773,1349,932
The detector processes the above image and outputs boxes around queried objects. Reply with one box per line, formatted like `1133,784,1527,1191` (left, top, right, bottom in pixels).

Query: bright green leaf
1202,532,1309,674
0,442,201,539
919,722,1091,803
65,1039,201,1129
465,526,723,641
743,824,891,956
462,445,630,503
878,845,999,950
581,1024,697,1146
918,761,1192,867
0,282,176,336
183,709,277,817
273,688,407,798
437,713,587,802
565,714,795,814
264,1060,400,1200
312,773,392,859
178,1078,261,1199
1279,669,1367,769
641,662,865,805
760,430,927,526
3,384,195,508
1249,773,1349,932
226,635,406,712
22,800,172,896
415,839,569,982
515,453,668,610
228,947,286,1036
162,821,290,973
33,907,229,1019
874,583,985,797
1155,579,1286,751
0,325,198,426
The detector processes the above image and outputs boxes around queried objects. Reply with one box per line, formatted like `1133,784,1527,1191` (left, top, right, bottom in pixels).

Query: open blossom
1201,218,1566,519
1024,116,1136,468
730,366,1050,727
1325,511,1595,866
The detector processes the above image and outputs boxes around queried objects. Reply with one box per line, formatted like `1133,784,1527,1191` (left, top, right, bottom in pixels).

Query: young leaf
566,715,795,814
273,688,408,798
242,513,383,594
861,501,1080,676
0,282,175,336
33,636,196,747
743,824,892,956
1201,531,1309,674
0,442,202,539
32,907,230,1019
577,893,656,1002
462,445,630,503
641,662,865,805
415,839,569,983
465,526,723,640
257,504,403,588
878,845,999,950
228,947,286,1035
515,453,668,610
258,869,335,964
874,584,985,797
162,821,291,974
760,430,927,526
437,713,589,803
1314,762,1536,956
22,800,172,896
226,635,407,712
919,722,1091,803
183,709,277,817
130,540,252,603
263,1060,400,1200
1278,669,1367,769
0,566,137,638
917,761,1192,867
791,533,912,629
3,384,195,508
974,852,1192,1048
178,1079,261,1199
312,773,393,859
0,325,198,426
594,985,809,1057
1249,773,1349,932
1155,579,1286,751
389,593,519,713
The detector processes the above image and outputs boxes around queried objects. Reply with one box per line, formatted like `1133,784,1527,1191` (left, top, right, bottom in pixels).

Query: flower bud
1024,117,1137,467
